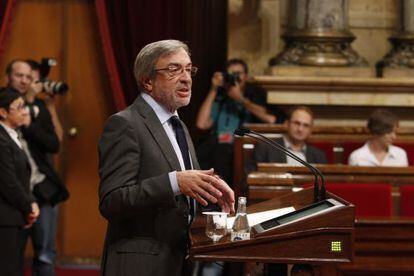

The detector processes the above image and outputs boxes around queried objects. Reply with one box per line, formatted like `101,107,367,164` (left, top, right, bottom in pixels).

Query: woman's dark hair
0,87,22,110
367,109,398,135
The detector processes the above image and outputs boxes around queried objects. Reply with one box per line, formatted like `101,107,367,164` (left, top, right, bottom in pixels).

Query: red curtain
0,0,17,60
94,0,227,136
95,0,127,110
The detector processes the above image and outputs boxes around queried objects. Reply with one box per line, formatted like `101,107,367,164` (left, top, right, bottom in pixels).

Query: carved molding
377,34,414,73
269,30,368,67
253,75,414,107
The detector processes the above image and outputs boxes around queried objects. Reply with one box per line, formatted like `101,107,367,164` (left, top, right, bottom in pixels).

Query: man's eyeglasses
9,104,26,112
154,65,198,77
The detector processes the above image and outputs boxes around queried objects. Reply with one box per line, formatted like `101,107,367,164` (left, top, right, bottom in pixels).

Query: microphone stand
235,128,326,202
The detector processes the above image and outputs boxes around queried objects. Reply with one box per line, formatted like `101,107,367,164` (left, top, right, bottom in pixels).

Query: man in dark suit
98,40,235,276
250,106,327,168
6,59,68,276
0,88,39,276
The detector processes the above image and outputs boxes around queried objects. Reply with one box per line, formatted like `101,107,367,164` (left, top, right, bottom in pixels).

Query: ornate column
377,0,414,76
269,0,367,68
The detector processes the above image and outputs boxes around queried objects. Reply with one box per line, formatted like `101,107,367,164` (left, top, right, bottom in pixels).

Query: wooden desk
232,126,414,198
190,188,354,276
243,123,414,136
240,126,414,274
247,164,414,215
340,217,414,274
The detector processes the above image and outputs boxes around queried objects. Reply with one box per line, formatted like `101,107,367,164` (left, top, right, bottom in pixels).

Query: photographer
5,59,69,276
196,58,278,185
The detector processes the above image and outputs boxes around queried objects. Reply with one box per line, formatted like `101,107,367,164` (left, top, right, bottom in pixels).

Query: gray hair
134,39,190,91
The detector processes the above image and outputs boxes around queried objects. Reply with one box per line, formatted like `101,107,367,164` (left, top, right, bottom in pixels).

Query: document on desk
227,206,295,229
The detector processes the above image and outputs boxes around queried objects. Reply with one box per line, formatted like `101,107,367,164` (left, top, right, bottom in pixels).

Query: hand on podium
177,169,235,213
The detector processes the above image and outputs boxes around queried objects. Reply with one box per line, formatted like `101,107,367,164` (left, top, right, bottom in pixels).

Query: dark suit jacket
0,125,33,226
22,99,68,204
98,95,200,276
248,137,328,172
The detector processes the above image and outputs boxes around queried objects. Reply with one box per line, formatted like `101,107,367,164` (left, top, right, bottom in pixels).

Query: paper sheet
227,206,295,229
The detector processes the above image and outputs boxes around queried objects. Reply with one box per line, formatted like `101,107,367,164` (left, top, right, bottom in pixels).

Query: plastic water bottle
231,197,250,241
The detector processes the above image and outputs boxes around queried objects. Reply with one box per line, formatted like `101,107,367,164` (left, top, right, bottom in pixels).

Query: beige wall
228,0,398,76
228,0,283,76
227,0,414,124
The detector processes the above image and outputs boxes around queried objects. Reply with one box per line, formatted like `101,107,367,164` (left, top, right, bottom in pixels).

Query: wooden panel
246,165,414,217
339,219,414,274
0,0,114,259
243,123,414,136
60,1,112,258
257,164,414,175
0,1,62,77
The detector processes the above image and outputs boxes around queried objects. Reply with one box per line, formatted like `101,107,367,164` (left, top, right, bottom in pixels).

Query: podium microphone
234,127,326,203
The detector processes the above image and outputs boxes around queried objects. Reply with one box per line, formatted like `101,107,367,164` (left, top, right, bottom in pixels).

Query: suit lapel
305,147,313,163
0,125,30,170
132,96,182,171
0,124,21,152
275,137,288,163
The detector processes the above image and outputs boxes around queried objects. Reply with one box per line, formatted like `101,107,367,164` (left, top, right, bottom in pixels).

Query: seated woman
0,87,39,276
348,109,408,167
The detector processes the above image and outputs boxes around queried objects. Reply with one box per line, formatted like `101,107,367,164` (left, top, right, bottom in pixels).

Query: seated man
249,106,327,171
349,109,408,167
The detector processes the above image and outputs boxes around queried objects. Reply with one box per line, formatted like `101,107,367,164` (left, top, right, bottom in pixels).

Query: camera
38,58,69,96
222,71,240,86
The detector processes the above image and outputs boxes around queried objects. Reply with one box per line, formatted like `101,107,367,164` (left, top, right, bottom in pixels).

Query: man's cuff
168,171,181,196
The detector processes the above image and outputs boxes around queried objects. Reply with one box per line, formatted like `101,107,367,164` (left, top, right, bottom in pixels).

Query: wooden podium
190,188,355,273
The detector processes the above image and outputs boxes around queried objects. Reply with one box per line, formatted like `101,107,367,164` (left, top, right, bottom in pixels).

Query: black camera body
222,71,240,86
39,58,69,96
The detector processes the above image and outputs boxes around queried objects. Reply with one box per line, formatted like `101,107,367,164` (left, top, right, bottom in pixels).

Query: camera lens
42,80,69,95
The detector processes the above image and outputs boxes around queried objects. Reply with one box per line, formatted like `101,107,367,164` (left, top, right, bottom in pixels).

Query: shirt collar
365,142,397,159
0,121,19,140
141,92,178,124
283,135,307,152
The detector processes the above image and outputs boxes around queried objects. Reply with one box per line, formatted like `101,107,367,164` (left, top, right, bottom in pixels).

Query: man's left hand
212,174,235,214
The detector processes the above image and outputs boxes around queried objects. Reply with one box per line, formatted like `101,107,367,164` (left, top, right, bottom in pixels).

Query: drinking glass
203,212,227,243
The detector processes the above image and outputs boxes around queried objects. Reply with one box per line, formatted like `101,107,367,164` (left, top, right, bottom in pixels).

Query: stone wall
228,0,398,76
227,0,414,125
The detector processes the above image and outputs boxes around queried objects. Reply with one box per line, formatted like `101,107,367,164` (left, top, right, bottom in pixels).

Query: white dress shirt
283,136,307,166
348,142,408,167
141,93,192,196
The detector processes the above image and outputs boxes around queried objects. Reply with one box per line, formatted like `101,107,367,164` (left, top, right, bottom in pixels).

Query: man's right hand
24,202,40,229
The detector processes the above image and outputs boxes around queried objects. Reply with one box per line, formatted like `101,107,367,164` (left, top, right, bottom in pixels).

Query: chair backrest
395,143,414,165
326,183,392,217
400,185,414,217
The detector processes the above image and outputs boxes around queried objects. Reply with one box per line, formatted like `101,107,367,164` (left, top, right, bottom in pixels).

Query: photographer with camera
5,59,69,276
195,59,279,275
196,58,278,186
